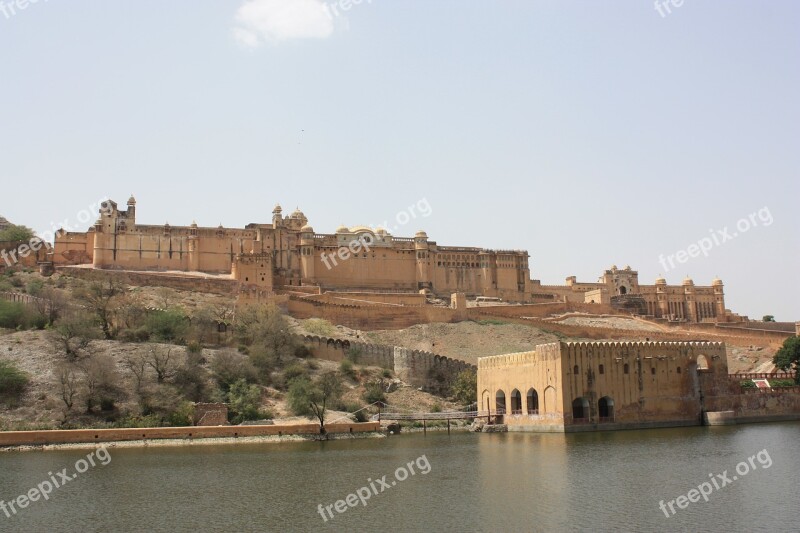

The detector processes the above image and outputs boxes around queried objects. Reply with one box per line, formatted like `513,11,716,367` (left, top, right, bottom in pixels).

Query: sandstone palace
50,197,742,323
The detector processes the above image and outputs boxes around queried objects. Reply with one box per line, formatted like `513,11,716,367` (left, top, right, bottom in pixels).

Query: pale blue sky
1,1,797,320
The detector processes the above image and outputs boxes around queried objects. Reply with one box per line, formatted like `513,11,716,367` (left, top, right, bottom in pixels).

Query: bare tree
50,312,99,360
74,279,125,339
122,351,149,396
55,364,80,420
78,354,121,412
146,345,176,384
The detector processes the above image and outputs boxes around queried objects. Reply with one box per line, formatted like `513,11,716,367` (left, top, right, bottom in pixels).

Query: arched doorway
527,388,539,415
572,397,590,422
696,354,709,370
495,390,506,414
510,389,522,415
495,390,506,424
599,396,615,422
619,286,628,295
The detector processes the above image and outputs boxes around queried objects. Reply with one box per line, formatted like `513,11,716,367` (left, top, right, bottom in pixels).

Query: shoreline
1,431,387,453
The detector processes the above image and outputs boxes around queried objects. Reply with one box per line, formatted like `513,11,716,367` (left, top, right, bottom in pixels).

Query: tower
683,276,696,322
300,224,315,282
655,276,668,317
414,230,430,291
712,277,725,319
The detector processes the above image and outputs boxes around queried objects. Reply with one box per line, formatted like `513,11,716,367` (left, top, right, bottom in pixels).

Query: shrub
287,377,314,416
166,401,195,427
282,362,309,388
381,369,393,379
451,369,477,404
0,360,29,405
26,279,44,296
294,345,311,358
431,403,442,413
211,350,258,391
339,359,356,379
0,300,24,329
186,340,203,354
363,381,386,406
144,308,189,343
303,318,336,336
226,379,264,424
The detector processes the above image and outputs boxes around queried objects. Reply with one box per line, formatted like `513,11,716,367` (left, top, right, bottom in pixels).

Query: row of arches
572,396,615,422
496,388,540,415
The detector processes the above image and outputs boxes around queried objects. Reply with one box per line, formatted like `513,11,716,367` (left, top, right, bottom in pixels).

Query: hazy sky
1,1,797,320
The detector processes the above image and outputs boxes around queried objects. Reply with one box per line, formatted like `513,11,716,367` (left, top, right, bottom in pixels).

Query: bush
166,401,195,427
381,369,393,379
303,318,336,337
0,359,29,404
211,350,258,391
287,377,314,416
451,369,477,404
431,403,442,413
144,308,189,342
0,300,24,329
26,279,44,297
226,379,264,424
294,345,311,358
768,379,795,388
363,381,386,406
186,340,203,354
339,359,356,379
282,362,309,388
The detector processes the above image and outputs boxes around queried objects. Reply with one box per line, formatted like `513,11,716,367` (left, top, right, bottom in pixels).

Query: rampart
298,334,474,393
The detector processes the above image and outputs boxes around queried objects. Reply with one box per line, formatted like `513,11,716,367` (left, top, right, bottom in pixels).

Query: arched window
572,397,590,421
697,354,709,370
510,389,522,415
624,363,630,374
495,390,506,414
526,388,539,415
599,364,605,375
599,396,615,421
573,365,580,375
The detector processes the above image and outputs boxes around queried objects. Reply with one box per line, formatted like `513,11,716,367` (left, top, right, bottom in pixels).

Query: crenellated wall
298,334,475,393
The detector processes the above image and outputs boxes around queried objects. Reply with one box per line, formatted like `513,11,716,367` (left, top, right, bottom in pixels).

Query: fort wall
298,334,474,393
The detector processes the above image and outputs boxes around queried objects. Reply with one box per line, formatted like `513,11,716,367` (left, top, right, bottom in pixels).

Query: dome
415,230,428,238
683,276,694,286
712,277,723,286
336,224,349,233
300,224,314,233
272,204,282,214
611,264,618,270
624,265,632,271
127,195,136,206
655,276,667,285
291,207,305,219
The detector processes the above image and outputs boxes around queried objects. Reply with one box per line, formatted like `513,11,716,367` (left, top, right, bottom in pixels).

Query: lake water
1,422,798,532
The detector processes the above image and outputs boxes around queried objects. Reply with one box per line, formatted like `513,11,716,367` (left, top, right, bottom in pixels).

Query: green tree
773,336,800,384
0,225,34,242
288,372,343,434
226,378,264,424
451,369,477,404
235,304,295,364
763,315,776,322
145,308,189,342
